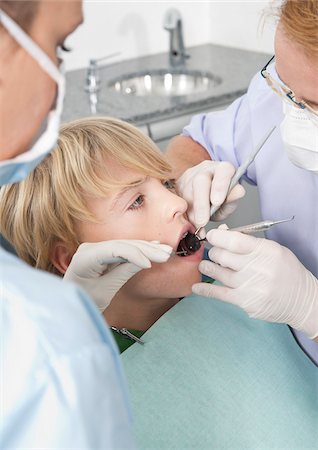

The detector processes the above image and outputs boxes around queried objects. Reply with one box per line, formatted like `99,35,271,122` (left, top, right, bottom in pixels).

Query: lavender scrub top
183,64,318,366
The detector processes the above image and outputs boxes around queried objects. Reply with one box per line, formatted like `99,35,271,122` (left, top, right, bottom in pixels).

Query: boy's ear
51,242,74,275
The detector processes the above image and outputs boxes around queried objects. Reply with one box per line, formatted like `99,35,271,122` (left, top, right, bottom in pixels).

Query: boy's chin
116,265,202,300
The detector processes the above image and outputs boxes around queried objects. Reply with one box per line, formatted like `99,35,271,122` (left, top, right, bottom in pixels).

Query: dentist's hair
279,0,318,56
0,117,172,274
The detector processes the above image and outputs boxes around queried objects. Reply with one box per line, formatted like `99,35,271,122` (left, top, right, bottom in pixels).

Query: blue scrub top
1,247,136,449
183,63,318,364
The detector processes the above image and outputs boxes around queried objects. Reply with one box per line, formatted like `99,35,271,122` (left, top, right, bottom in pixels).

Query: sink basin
109,69,222,97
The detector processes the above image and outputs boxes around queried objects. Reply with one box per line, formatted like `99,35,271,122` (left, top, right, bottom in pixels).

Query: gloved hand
64,240,172,312
177,160,245,235
192,228,318,339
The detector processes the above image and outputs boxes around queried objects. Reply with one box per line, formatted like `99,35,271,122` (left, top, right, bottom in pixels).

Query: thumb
97,263,144,311
211,184,245,221
92,263,143,312
103,261,143,292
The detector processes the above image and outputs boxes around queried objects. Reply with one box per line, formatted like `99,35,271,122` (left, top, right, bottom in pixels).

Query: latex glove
177,160,245,236
64,240,172,312
192,228,318,339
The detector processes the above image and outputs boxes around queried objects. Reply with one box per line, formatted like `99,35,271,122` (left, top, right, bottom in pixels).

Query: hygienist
166,0,318,364
0,1,171,448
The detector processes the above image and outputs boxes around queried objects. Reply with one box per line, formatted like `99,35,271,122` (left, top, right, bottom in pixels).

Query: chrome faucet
85,52,120,114
163,8,189,66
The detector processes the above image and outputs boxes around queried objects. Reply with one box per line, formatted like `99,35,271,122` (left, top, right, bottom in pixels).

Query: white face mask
0,9,65,186
280,102,318,174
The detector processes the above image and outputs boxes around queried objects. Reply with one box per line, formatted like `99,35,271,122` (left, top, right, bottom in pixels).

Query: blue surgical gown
0,247,136,449
183,63,318,365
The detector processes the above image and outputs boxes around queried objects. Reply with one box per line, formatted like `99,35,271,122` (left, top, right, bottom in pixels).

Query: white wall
64,0,275,72
208,0,275,54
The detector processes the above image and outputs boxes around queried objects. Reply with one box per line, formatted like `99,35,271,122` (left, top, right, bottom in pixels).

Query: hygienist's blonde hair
0,117,172,274
278,0,318,56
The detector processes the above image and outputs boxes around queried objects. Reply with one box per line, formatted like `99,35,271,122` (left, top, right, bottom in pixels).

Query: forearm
164,135,211,178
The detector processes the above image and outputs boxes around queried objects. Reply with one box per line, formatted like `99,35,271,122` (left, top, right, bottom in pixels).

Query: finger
98,263,144,311
226,183,246,203
199,260,237,288
108,261,143,282
192,173,213,227
75,241,150,271
208,247,244,271
210,162,235,206
79,241,172,272
212,201,239,222
192,281,235,304
197,227,207,239
108,241,172,266
205,229,259,254
106,242,153,268
132,242,173,263
99,261,143,285
211,185,245,221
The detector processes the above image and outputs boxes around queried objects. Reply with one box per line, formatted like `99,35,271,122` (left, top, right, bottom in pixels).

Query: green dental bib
121,294,317,449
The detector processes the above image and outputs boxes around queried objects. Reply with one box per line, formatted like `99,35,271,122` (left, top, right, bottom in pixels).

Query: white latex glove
177,160,245,235
192,228,318,339
64,240,172,312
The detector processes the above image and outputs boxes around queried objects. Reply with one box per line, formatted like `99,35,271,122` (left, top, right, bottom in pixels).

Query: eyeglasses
261,55,318,126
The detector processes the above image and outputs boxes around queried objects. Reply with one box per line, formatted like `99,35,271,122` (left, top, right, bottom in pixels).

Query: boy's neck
103,292,179,331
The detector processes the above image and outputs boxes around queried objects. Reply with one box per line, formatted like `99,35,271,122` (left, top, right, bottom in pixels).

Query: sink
109,69,222,97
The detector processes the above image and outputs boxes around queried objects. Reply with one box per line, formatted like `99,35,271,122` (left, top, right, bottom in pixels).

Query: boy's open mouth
176,231,202,257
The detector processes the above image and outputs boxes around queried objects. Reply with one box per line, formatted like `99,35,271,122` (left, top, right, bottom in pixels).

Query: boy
0,117,204,352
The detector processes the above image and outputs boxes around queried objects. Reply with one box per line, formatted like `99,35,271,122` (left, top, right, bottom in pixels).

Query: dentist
0,1,171,448
166,0,318,364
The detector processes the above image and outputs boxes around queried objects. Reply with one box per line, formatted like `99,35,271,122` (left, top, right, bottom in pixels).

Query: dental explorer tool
194,125,276,236
175,216,295,256
229,216,295,234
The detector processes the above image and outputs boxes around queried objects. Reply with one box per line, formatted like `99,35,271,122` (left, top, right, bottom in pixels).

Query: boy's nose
165,189,188,220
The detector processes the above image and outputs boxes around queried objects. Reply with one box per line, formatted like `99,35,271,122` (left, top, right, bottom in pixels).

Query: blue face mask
0,9,65,186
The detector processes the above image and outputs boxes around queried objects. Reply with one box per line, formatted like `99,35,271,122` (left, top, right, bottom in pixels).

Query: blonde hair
274,0,318,57
0,117,172,274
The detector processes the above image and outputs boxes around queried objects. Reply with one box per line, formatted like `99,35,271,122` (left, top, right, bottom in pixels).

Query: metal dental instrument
174,216,295,256
111,326,145,345
194,125,276,236
229,216,295,234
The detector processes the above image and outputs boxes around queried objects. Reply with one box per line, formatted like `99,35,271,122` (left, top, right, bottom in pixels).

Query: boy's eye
163,179,177,191
128,195,144,210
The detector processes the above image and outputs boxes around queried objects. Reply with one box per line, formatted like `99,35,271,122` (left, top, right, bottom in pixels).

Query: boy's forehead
100,161,147,193
101,158,144,180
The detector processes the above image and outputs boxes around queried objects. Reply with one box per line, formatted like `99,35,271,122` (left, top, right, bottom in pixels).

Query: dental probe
194,125,276,236
229,216,295,234
174,216,295,256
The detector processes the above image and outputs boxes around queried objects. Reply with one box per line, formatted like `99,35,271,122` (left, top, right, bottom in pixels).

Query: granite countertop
62,43,270,126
